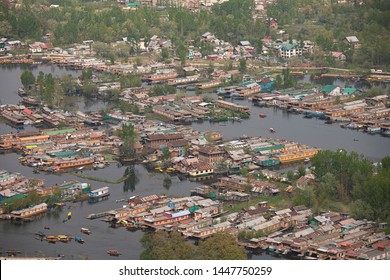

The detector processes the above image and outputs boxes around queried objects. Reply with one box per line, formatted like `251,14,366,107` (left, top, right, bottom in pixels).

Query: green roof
0,193,27,204
320,85,337,93
343,87,356,94
281,43,298,50
253,143,284,152
48,150,78,159
127,2,140,7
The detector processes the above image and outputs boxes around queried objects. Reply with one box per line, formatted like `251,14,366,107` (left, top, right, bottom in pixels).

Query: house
145,133,184,150
310,215,331,227
302,40,314,54
342,87,357,96
320,85,341,96
187,162,214,177
331,51,346,62
250,180,279,196
259,78,274,92
295,174,315,190
198,145,225,165
343,36,361,48
270,18,278,29
279,43,303,58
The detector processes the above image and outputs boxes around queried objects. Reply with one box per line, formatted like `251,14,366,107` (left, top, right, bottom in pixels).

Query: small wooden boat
75,235,85,244
57,235,73,243
107,250,121,256
35,231,46,238
46,235,57,243
80,227,91,235
259,113,266,118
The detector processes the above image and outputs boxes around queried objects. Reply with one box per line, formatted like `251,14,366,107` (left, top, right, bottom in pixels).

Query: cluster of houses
236,203,390,260
91,191,390,259
0,170,44,208
252,86,390,135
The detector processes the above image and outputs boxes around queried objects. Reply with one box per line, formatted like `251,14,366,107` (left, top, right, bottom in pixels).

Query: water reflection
122,165,139,193
163,175,172,190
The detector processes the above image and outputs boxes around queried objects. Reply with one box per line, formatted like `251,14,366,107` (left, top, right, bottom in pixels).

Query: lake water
0,65,388,260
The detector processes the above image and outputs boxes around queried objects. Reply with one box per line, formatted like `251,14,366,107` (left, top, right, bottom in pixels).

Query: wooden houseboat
89,186,110,200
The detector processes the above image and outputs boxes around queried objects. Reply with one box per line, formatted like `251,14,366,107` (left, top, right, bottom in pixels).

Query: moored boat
80,227,92,235
107,249,121,256
75,235,85,244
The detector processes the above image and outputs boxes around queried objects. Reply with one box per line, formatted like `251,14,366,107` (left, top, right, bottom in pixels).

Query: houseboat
54,157,95,170
10,203,48,219
21,97,40,107
366,126,381,134
276,148,319,164
0,110,26,126
89,186,110,200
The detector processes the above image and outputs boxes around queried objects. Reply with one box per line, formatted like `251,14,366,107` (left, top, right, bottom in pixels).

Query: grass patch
223,193,293,213
73,173,130,184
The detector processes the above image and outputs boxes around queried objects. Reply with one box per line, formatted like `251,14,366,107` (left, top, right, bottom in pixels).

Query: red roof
23,108,33,115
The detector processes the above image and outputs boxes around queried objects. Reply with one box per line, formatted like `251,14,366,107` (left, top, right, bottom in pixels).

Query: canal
0,65,388,259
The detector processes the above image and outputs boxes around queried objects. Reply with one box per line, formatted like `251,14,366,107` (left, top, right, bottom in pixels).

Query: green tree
118,123,137,158
140,231,195,260
196,232,246,260
297,165,306,178
238,58,247,73
162,146,171,159
20,70,35,89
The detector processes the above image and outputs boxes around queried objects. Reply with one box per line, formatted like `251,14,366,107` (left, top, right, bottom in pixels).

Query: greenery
274,68,296,89
2,0,390,67
149,84,176,97
292,150,390,222
117,123,137,158
140,231,246,260
20,70,35,89
73,172,132,185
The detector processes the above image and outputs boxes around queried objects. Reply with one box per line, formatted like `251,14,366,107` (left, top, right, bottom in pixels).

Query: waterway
0,65,388,260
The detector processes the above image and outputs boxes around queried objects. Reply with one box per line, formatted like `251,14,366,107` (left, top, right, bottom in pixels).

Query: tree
140,231,195,260
20,70,35,89
312,150,373,200
60,74,75,95
297,165,306,178
123,165,138,192
238,58,247,73
286,170,295,182
162,146,171,159
118,123,137,158
196,232,246,260
161,47,169,60
380,156,390,171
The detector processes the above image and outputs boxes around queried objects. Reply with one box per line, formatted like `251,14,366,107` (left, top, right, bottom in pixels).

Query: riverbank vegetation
293,151,390,224
140,231,246,260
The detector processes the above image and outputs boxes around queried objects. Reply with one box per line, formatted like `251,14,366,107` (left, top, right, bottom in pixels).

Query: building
279,43,303,58
11,203,48,219
198,145,225,165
